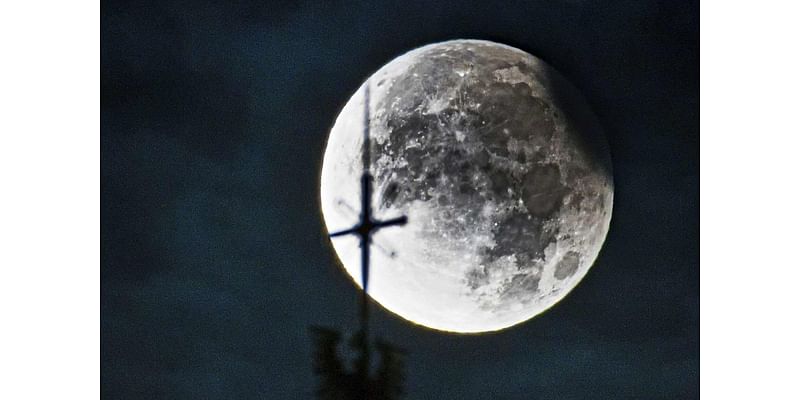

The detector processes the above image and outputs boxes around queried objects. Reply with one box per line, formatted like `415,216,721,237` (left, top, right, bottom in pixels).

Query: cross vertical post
327,81,408,399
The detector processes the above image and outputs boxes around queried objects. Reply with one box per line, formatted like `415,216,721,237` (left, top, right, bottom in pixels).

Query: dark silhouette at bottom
310,326,406,400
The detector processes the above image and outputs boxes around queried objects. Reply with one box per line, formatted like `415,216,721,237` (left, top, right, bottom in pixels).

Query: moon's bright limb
320,40,613,333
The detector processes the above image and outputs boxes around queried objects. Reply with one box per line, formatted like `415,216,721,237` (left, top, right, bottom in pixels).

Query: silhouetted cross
328,82,408,319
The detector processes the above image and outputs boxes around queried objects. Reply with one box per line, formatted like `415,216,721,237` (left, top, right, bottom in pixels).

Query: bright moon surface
320,40,613,333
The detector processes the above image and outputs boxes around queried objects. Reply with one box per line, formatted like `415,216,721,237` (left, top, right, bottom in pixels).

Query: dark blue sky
101,0,698,398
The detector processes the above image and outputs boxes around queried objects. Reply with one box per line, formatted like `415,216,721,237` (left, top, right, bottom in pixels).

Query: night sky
101,1,699,398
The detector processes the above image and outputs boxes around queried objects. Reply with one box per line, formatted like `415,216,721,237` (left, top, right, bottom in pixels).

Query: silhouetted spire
328,80,408,328
314,80,409,400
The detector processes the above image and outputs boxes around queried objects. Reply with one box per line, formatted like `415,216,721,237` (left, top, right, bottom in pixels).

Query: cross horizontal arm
329,226,358,238
374,215,408,229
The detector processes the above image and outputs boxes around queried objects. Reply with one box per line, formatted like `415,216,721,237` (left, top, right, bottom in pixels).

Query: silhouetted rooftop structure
313,82,409,400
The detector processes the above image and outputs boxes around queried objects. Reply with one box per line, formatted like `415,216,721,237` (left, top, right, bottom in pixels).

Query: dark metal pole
360,83,372,400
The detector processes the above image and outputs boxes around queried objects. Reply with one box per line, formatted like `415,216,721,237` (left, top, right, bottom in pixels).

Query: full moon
320,40,613,333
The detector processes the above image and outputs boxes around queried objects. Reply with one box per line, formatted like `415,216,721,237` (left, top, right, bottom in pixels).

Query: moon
320,39,613,333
